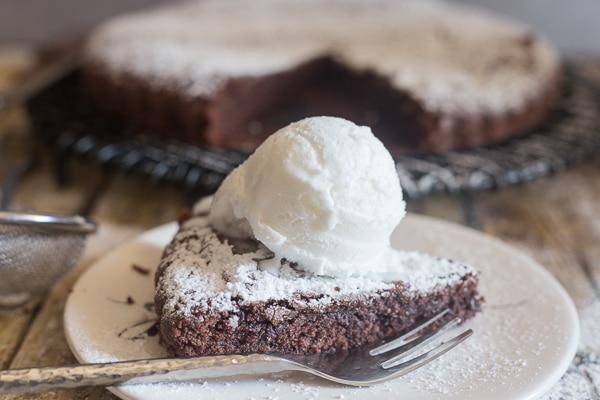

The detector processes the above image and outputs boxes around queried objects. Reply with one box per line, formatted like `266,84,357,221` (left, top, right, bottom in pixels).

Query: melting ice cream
209,116,406,278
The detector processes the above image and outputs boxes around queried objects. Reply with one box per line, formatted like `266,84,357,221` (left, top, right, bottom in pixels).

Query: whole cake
82,0,561,155
154,117,483,356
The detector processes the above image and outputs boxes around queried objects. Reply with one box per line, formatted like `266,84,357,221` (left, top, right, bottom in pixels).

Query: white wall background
454,0,600,56
0,0,598,56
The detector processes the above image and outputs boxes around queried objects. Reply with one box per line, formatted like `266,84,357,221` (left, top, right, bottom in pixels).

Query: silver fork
0,310,473,394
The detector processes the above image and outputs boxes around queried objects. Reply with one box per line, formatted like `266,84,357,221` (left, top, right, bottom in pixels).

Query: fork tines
372,309,473,370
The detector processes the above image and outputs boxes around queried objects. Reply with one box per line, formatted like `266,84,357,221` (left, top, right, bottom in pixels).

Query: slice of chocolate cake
154,207,482,357
154,117,483,356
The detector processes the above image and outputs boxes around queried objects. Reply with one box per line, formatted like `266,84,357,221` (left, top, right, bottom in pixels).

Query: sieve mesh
0,224,87,306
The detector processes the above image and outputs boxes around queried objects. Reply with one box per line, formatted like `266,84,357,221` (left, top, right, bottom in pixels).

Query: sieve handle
0,46,80,112
0,211,97,233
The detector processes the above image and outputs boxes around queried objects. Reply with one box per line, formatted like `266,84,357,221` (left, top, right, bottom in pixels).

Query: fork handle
0,354,288,394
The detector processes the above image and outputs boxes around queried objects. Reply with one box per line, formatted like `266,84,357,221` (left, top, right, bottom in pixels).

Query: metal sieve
0,47,96,308
0,211,97,308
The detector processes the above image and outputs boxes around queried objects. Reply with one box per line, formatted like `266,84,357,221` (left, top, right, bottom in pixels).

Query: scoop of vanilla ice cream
209,116,405,277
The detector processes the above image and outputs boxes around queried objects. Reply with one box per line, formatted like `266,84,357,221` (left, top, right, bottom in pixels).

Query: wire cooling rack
27,63,600,199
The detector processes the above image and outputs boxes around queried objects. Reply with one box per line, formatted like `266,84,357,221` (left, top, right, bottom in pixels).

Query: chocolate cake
82,0,562,155
154,205,483,357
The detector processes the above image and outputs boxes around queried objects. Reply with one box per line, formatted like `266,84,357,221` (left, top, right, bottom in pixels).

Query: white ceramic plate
64,214,579,400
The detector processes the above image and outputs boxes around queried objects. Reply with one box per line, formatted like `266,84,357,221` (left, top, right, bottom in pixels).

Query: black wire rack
26,62,600,199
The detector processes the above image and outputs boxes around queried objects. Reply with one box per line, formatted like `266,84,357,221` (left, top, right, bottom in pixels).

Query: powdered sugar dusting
85,0,559,114
156,207,477,319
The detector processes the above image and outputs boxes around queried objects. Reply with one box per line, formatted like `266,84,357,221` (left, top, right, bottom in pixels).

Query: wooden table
0,62,598,399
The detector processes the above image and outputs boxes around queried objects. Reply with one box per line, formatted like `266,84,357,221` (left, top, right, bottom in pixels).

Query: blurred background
0,0,598,57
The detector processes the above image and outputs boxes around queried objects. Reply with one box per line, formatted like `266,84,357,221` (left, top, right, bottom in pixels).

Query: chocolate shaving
131,263,151,276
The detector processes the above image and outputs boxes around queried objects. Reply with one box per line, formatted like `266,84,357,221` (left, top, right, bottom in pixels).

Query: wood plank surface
2,56,600,400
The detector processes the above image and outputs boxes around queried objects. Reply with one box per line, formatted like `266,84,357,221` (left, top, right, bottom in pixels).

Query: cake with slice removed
82,0,562,155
